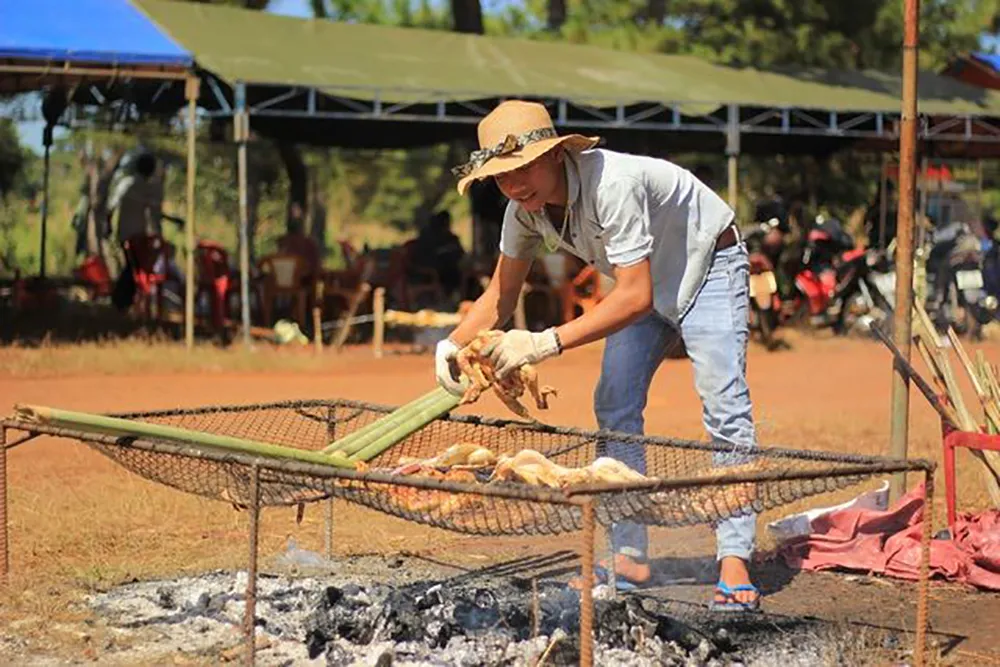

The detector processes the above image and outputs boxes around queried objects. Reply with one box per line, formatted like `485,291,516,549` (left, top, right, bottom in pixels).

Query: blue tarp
0,0,191,66
973,52,1000,73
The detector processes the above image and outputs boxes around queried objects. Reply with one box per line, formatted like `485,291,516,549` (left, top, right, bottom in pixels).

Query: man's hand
435,339,468,396
483,328,561,378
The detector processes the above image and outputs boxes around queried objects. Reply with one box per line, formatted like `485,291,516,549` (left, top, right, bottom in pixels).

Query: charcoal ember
656,614,717,657
535,587,580,636
155,587,175,610
306,583,381,657
452,588,501,631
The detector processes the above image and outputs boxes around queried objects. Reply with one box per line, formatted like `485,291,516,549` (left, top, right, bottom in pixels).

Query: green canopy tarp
135,0,1000,116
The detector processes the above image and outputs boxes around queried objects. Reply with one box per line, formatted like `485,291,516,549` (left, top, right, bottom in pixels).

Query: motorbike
925,221,998,339
743,217,784,349
789,216,895,335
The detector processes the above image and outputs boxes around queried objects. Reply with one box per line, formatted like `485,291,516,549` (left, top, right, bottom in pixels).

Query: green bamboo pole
323,387,454,455
340,389,459,458
15,404,354,468
348,389,460,463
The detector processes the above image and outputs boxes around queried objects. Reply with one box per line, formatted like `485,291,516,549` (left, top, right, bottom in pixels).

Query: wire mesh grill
3,399,930,537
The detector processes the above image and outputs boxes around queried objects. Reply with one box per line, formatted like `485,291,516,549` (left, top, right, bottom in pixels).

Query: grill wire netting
10,400,924,537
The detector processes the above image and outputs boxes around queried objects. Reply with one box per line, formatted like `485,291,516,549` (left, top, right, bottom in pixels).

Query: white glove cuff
536,328,562,360
437,338,460,357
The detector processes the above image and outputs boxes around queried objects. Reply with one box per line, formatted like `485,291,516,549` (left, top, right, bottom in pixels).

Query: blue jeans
594,243,757,562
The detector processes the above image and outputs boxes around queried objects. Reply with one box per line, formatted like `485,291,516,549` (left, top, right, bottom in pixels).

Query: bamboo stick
912,306,978,430
322,387,447,454
911,304,1000,505
348,389,461,463
14,405,354,468
949,329,1000,431
333,282,372,351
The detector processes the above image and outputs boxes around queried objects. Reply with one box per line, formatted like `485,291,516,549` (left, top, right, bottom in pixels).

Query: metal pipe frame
192,82,1000,145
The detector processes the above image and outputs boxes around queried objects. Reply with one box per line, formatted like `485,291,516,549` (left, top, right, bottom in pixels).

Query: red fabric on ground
779,483,1000,590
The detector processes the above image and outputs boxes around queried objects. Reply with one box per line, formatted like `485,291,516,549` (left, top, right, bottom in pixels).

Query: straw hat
452,100,601,195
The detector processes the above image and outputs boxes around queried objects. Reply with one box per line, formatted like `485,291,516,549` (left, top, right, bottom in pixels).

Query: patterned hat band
450,127,559,178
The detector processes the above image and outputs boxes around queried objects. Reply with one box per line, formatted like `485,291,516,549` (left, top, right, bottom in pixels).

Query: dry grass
1,335,998,662
0,337,367,379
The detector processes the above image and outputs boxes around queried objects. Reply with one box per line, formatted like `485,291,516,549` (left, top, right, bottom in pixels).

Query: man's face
494,147,564,213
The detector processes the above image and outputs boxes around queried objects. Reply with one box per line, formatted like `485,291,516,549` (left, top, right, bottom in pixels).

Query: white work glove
435,338,468,396
483,328,561,379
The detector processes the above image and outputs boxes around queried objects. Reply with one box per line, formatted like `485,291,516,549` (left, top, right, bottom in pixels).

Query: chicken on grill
454,330,556,420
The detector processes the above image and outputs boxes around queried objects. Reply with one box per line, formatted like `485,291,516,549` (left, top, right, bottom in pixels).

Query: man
411,209,466,299
109,150,165,246
277,203,322,281
434,100,760,611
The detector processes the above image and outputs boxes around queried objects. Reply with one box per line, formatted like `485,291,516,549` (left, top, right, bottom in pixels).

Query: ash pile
306,578,733,666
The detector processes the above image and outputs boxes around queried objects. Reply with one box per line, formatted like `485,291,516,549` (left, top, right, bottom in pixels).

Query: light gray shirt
499,148,736,323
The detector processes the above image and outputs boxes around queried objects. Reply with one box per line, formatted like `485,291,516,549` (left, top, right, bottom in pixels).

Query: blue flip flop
710,581,761,612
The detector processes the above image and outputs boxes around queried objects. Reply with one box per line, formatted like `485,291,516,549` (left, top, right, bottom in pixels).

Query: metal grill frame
0,398,937,667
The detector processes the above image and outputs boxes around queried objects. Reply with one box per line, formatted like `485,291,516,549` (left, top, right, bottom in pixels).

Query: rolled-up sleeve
498,202,541,260
596,177,654,267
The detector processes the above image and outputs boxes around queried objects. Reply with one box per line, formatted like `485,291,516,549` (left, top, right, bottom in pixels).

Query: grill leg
324,498,334,560
915,469,935,667
0,427,8,583
244,465,261,666
325,407,335,560
579,500,595,667
605,532,616,598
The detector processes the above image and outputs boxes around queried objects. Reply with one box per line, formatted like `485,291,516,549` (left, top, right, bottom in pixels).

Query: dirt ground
2,332,1000,664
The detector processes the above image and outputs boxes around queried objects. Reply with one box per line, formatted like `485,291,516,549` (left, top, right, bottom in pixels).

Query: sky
11,1,1000,153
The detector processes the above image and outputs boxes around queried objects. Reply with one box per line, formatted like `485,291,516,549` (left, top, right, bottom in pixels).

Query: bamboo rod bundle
910,304,1000,506
323,387,460,461
14,404,355,469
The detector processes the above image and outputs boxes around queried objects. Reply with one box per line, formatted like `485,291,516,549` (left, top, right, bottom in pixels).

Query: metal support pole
236,83,252,347
0,428,8,583
244,465,261,666
914,468,934,667
39,128,52,279
726,103,740,212
184,76,200,351
889,0,919,503
879,153,889,251
976,158,984,232
578,500,595,667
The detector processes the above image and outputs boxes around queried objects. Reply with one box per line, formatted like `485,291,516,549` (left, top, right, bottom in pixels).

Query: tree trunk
450,0,484,34
640,0,667,25
276,141,309,230
547,0,566,31
412,144,466,227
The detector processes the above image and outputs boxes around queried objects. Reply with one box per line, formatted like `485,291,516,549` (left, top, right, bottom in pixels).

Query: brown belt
714,224,739,252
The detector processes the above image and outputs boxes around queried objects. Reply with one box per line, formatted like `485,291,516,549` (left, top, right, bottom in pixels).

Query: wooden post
184,76,200,351
373,287,386,359
313,280,324,355
889,0,919,503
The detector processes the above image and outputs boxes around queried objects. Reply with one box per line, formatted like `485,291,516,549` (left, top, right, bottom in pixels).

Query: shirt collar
564,151,581,210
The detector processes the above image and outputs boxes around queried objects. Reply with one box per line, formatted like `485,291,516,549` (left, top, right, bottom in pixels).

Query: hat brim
456,134,600,196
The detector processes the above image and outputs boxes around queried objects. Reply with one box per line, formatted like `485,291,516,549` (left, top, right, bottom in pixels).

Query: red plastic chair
123,233,171,321
195,240,233,331
75,255,112,299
